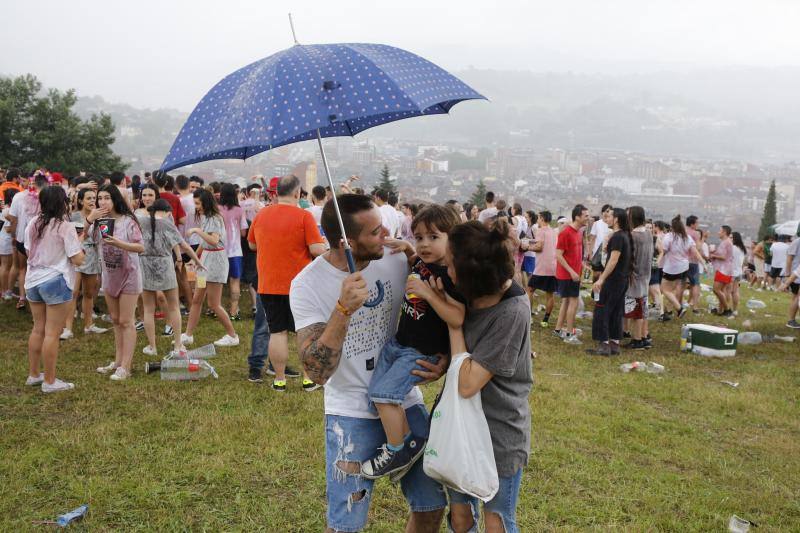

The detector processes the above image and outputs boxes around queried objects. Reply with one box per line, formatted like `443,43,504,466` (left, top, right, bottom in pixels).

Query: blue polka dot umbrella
160,42,486,271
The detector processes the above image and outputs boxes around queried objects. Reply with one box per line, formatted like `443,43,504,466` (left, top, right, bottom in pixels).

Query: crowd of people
3,164,800,532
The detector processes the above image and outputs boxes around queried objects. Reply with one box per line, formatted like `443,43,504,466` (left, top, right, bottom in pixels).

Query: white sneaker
2,291,13,301
41,378,75,393
59,328,74,340
563,335,583,345
84,325,109,334
110,367,130,381
100,313,113,323
181,333,194,345
25,373,44,386
142,345,158,356
573,328,583,337
214,334,240,347
96,361,118,374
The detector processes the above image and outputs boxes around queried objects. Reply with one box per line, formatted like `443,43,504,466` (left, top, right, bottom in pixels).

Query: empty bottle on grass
147,359,218,380
746,299,766,309
737,332,763,345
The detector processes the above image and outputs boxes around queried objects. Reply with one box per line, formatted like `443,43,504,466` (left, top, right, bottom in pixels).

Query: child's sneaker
388,436,427,482
361,441,424,480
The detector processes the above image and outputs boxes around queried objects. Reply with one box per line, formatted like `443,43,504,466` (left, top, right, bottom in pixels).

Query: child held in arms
361,204,465,479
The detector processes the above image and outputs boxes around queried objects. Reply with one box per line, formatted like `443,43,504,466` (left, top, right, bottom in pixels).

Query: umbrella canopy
160,43,485,172
773,220,800,236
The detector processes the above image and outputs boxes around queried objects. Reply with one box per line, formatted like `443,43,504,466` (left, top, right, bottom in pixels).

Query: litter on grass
728,514,754,532
721,381,740,388
620,361,665,373
746,299,767,309
32,504,88,527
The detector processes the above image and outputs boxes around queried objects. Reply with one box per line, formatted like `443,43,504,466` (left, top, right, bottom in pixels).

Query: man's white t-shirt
379,204,399,238
589,219,610,255
307,204,324,226
9,191,38,244
477,206,497,224
290,249,418,419
771,241,789,275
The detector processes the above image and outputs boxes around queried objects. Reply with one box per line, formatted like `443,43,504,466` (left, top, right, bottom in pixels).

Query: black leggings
592,282,628,342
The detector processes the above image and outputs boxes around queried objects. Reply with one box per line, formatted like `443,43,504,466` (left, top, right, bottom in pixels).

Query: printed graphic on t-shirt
342,279,395,360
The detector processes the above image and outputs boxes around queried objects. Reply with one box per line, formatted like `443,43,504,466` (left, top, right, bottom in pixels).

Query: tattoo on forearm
298,323,342,384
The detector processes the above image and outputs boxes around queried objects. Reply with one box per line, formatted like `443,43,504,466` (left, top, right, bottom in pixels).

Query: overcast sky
3,0,800,110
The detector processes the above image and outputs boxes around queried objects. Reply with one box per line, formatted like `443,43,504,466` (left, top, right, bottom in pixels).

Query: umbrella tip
288,13,299,45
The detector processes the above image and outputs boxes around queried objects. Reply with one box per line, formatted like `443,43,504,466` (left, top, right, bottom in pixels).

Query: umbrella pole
316,129,356,273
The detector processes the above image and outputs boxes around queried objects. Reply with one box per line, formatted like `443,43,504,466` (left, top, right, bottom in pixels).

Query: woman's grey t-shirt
463,282,533,477
628,229,654,298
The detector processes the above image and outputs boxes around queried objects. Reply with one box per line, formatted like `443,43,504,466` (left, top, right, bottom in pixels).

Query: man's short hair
721,225,732,236
311,185,326,201
109,171,125,186
277,175,301,197
495,199,507,211
153,171,168,189
388,192,398,207
247,183,262,194
321,194,375,249
189,175,204,185
539,210,552,224
6,168,20,181
601,204,612,214
373,188,389,202
686,215,698,227
175,174,190,190
572,204,587,221
485,191,495,204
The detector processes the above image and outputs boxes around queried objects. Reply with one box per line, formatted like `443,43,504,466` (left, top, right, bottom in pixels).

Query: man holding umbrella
291,194,448,533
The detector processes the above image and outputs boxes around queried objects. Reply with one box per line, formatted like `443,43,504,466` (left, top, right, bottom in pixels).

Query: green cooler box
688,324,738,357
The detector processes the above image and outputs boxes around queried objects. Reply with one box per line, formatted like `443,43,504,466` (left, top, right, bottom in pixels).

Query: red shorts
714,271,732,284
624,296,648,319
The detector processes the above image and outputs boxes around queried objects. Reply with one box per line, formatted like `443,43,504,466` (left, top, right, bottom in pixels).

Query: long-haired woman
134,184,160,217
89,184,144,380
218,182,248,320
24,186,85,392
139,199,203,357
62,188,108,339
182,188,239,347
659,215,705,321
587,208,634,355
445,220,532,533
1,188,19,301
729,231,747,315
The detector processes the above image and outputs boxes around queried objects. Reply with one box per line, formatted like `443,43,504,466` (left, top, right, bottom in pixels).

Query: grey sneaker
787,320,800,329
563,334,582,345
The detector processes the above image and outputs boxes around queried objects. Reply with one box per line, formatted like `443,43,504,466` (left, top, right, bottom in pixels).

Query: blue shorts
368,337,439,408
26,275,73,305
447,467,524,533
521,256,535,275
325,404,447,532
228,256,243,279
686,263,700,286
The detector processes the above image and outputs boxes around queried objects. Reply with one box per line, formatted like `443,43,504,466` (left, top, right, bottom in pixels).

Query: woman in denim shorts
23,186,85,393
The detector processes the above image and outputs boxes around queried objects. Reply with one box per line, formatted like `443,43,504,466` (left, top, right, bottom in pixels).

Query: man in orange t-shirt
247,174,326,390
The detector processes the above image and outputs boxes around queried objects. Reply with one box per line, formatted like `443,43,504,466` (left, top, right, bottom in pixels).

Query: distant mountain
75,67,800,165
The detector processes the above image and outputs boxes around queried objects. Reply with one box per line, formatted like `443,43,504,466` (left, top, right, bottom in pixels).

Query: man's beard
353,246,384,262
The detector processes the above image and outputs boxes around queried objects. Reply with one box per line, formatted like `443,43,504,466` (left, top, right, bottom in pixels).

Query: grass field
1,284,799,531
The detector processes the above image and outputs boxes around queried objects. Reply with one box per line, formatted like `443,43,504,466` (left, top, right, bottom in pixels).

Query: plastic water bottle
746,299,766,309
56,505,89,527
738,332,763,345
620,361,644,372
645,362,665,374
158,359,218,380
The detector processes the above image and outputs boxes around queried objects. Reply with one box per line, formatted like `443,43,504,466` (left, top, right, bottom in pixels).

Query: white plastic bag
423,352,499,502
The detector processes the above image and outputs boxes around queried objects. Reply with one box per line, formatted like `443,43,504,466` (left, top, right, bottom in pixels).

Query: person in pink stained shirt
709,225,734,317
528,211,558,328
24,186,85,393
88,185,145,381
219,183,249,320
